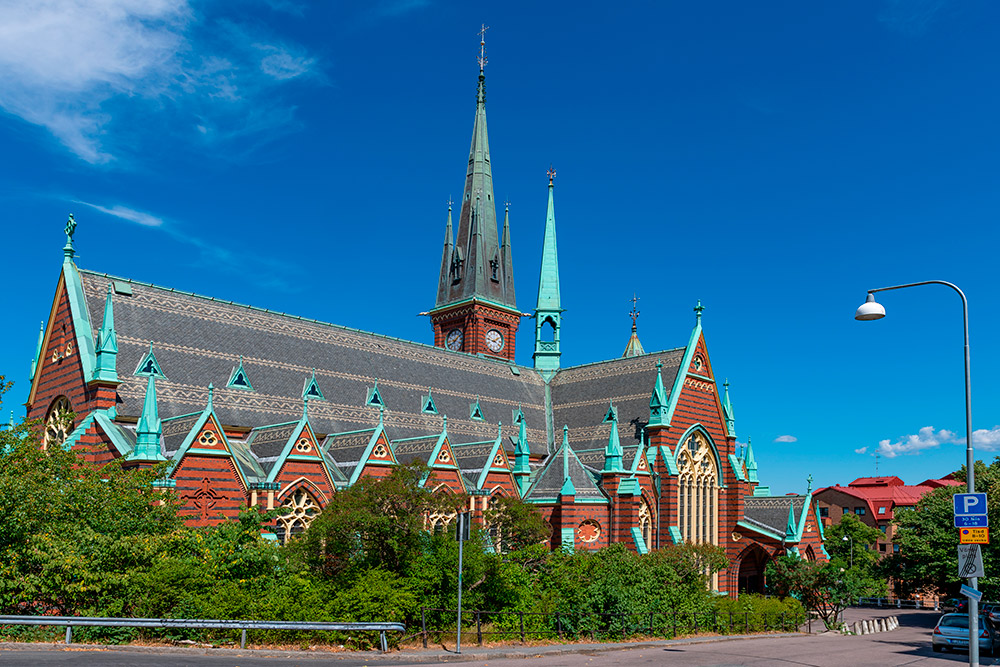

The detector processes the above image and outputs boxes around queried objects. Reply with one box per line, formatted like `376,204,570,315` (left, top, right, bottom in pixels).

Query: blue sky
1,0,998,495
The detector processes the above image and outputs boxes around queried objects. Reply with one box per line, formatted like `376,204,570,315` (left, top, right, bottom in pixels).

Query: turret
533,168,563,376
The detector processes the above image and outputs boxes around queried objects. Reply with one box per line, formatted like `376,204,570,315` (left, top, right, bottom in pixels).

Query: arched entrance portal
737,545,770,594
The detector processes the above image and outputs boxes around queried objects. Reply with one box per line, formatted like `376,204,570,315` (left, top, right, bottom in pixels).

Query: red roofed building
813,475,961,555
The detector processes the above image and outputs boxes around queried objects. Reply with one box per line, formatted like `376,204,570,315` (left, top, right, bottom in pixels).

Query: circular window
295,438,312,453
577,519,601,543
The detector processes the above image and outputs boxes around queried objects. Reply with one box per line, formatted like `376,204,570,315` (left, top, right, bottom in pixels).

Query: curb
0,633,803,662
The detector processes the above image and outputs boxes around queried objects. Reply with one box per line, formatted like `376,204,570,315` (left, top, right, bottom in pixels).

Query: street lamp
855,280,976,666
842,535,854,569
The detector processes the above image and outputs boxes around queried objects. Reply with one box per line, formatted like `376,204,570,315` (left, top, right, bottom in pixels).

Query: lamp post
842,534,854,569
855,280,976,666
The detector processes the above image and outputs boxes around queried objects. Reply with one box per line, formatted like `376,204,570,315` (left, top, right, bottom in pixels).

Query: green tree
483,494,549,551
766,555,864,629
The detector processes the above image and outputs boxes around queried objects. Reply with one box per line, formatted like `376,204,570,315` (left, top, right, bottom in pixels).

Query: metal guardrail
0,615,405,652
855,597,940,610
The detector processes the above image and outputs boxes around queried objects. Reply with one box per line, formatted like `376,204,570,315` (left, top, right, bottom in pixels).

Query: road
0,608,991,666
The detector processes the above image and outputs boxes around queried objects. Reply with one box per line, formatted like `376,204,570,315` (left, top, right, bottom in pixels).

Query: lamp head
855,293,886,321
842,535,849,542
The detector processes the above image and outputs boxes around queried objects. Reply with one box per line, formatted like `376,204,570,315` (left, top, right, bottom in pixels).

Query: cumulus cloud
0,0,318,163
855,447,868,454
876,426,956,458
774,435,797,443
972,426,1000,451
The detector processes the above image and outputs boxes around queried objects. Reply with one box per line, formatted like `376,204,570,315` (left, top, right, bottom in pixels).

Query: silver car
932,613,999,655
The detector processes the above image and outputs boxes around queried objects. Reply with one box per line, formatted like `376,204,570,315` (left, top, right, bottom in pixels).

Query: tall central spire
429,28,521,362
434,26,513,310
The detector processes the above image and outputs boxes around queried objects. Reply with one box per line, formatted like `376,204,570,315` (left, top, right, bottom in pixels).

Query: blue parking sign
955,493,988,517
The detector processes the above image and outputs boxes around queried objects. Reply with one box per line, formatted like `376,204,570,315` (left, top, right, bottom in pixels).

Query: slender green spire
559,425,575,496
784,503,797,541
513,407,531,485
648,359,668,426
722,379,735,437
435,201,455,307
746,437,759,483
93,284,119,383
601,411,624,473
501,200,515,303
29,321,44,381
127,375,165,462
533,168,563,374
623,294,645,357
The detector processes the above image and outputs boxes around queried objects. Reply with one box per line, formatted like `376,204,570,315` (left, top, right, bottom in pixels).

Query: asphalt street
0,608,989,666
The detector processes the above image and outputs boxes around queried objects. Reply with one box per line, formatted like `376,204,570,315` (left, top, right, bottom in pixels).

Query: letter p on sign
955,493,988,517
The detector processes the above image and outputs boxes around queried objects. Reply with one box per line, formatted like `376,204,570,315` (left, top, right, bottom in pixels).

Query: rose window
577,519,601,543
295,438,312,453
275,489,320,544
198,431,218,446
44,397,73,448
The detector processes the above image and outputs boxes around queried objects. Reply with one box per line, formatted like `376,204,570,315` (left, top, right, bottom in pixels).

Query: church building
23,35,826,595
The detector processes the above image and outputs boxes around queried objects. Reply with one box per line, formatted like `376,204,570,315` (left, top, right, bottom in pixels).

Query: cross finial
504,199,510,212
547,165,557,184
694,299,705,321
629,293,640,330
478,24,489,71
447,196,453,211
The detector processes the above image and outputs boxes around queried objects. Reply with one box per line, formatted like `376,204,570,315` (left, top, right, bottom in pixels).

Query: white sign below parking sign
959,544,985,579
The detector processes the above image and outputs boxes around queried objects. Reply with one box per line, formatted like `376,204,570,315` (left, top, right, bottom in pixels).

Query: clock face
485,329,504,353
446,328,464,351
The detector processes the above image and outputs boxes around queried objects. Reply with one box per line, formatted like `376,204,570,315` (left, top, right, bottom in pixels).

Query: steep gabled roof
550,350,685,453
77,269,548,453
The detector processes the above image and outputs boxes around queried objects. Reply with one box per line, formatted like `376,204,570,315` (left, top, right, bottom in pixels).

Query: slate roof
550,350,685,453
246,422,300,476
322,428,378,480
392,434,441,465
79,269,549,453
743,495,806,536
452,439,497,482
526,444,607,502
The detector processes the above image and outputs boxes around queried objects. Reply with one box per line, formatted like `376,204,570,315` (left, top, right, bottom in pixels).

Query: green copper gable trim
667,526,683,545
561,527,575,552
736,519,784,542
348,420,391,486
648,360,669,427
227,356,254,391
661,316,704,427
63,263,97,382
727,453,747,482
93,411,137,458
61,411,99,452
617,476,640,496
366,380,384,408
475,426,506,490
630,526,649,555
165,395,245,489
134,343,166,379
29,321,44,381
302,369,325,401
421,389,438,415
658,445,679,476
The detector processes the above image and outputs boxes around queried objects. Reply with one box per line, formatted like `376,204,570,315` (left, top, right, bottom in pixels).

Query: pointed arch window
427,510,456,535
275,488,320,544
638,497,653,552
676,431,719,547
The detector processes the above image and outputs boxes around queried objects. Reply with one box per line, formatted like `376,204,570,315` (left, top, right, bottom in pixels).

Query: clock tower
428,29,521,362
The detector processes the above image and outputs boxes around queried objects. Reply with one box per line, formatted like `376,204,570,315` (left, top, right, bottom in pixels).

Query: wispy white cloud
774,435,797,443
76,201,164,227
855,447,868,454
878,0,950,36
876,426,956,458
0,0,318,164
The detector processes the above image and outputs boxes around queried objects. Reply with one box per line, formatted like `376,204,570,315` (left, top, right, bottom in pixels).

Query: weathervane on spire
63,213,77,261
694,299,705,321
478,24,490,71
547,165,557,185
629,293,640,330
